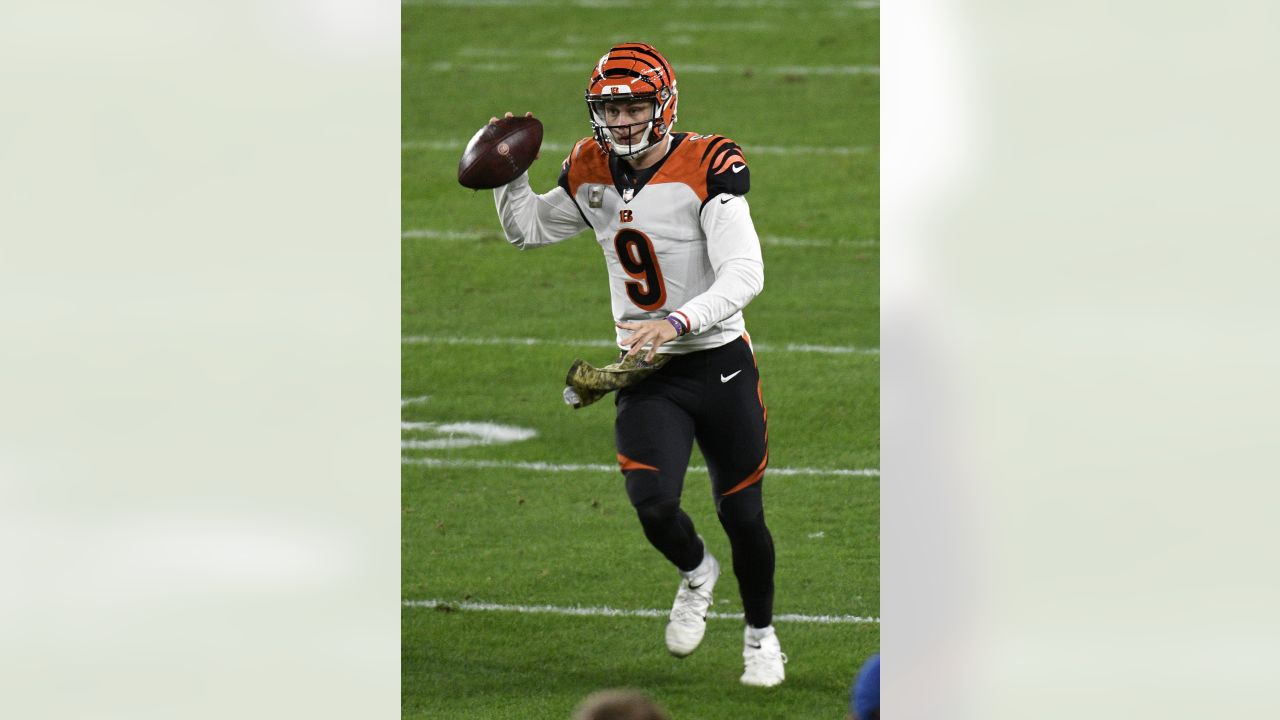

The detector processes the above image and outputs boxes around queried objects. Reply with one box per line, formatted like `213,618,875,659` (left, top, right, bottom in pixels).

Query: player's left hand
616,319,678,363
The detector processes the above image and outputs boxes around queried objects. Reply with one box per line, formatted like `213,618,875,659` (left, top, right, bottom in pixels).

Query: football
457,116,544,190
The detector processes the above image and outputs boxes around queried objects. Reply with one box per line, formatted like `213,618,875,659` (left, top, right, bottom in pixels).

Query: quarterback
488,42,784,687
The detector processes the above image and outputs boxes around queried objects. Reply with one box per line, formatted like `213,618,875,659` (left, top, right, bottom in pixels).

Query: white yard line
401,456,879,478
404,0,631,5
761,236,879,248
747,144,873,155
400,229,499,240
401,421,537,450
663,20,778,32
402,335,618,349
779,343,879,355
401,228,878,248
675,63,879,76
401,334,879,355
402,139,872,156
407,0,878,9
401,228,492,240
403,598,879,624
456,47,578,58
421,60,878,76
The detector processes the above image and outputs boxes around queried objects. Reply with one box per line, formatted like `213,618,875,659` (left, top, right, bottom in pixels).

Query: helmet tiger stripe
584,42,679,157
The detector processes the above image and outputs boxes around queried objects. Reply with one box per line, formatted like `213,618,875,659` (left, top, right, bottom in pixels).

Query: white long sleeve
492,173,589,249
674,193,765,334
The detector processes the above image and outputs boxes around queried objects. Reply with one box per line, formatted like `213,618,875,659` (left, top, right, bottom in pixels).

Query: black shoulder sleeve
557,156,572,195
555,154,594,230
705,140,750,199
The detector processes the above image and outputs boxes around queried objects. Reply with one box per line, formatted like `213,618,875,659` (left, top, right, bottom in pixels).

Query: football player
487,42,784,687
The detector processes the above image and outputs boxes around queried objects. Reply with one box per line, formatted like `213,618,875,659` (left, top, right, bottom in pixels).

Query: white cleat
740,625,787,687
664,552,720,657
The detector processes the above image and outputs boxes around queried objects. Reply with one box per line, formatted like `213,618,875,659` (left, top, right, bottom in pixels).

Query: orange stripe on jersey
721,451,769,497
712,150,746,174
566,138,611,198
617,453,659,472
566,132,744,204
649,134,710,200
699,136,730,163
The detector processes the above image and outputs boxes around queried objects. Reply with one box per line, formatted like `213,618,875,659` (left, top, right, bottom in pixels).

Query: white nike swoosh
720,370,743,383
731,164,745,173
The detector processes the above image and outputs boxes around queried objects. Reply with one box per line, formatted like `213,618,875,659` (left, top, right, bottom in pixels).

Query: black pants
615,335,776,628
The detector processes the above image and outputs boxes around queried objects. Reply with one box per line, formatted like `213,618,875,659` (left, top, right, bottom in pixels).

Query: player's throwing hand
487,112,541,160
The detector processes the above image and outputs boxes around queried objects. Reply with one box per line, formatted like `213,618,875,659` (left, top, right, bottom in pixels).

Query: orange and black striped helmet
584,43,678,157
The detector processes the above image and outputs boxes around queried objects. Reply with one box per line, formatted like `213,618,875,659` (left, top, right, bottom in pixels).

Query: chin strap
606,121,657,157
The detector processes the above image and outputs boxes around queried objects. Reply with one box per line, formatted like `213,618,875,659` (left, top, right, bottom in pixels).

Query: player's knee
716,489,764,527
624,470,675,509
632,496,681,530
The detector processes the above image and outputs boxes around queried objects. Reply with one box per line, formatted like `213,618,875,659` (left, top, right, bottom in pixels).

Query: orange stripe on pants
617,453,659,472
721,451,769,496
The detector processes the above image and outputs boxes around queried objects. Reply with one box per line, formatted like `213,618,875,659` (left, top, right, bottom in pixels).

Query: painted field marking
674,62,878,76
401,456,879,478
403,598,879,624
401,335,879,355
457,47,577,59
663,20,778,32
402,228,878,249
761,236,878,248
403,0,631,5
404,334,613,349
406,0,878,10
401,396,432,406
421,60,878,76
401,228,500,241
748,144,872,156
401,421,537,450
402,139,872,156
400,229,501,240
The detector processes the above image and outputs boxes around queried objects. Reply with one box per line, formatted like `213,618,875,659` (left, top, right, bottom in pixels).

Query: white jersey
493,132,764,354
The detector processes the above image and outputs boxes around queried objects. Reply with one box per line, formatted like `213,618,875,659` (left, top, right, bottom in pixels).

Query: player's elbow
717,259,764,302
742,262,765,299
501,228,527,249
501,219,537,249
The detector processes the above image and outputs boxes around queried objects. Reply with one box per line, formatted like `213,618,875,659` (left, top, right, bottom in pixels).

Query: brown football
457,116,544,190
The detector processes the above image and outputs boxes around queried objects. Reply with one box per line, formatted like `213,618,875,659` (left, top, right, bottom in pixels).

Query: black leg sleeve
716,485,775,628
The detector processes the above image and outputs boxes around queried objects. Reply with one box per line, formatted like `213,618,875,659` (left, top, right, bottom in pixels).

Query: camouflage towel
562,353,672,409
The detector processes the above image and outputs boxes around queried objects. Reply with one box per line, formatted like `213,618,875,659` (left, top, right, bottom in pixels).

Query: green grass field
403,1,878,717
